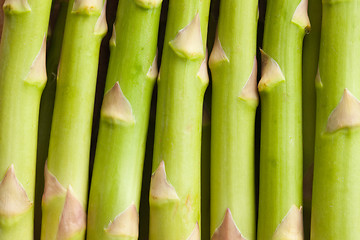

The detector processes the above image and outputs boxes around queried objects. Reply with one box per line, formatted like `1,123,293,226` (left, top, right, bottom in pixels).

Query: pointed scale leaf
291,0,311,33
211,209,246,240
150,161,179,200
272,205,303,240
169,13,204,60
105,203,139,238
258,49,285,92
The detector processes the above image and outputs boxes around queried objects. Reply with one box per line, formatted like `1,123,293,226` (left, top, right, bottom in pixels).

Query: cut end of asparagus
211,209,246,240
150,161,179,200
101,82,135,124
147,51,159,80
42,162,66,203
197,53,209,85
239,56,259,104
0,164,32,217
326,89,360,133
72,0,102,13
3,0,31,13
169,13,204,60
94,0,108,36
105,203,139,238
109,24,116,47
57,186,86,240
209,32,229,68
134,0,162,9
291,0,311,33
25,35,47,87
272,205,303,240
315,67,323,89
187,222,200,240
258,49,285,92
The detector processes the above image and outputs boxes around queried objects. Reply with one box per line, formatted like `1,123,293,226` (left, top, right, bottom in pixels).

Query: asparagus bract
35,1,68,238
311,0,360,238
87,0,162,238
40,0,107,239
149,0,210,238
257,0,310,239
209,0,258,239
0,0,52,239
301,0,321,238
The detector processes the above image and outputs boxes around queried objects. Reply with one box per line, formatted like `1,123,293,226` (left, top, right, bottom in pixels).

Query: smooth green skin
301,0,321,238
0,0,52,239
210,0,258,239
311,1,360,239
257,0,306,239
41,1,106,239
86,1,161,239
149,0,210,239
201,109,210,240
35,2,68,238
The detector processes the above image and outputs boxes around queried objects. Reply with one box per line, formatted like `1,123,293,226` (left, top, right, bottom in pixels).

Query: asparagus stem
0,0,52,239
209,0,258,239
35,1,68,238
86,0,162,238
257,0,310,239
149,0,210,238
201,105,211,240
311,0,360,238
40,0,107,239
301,0,321,238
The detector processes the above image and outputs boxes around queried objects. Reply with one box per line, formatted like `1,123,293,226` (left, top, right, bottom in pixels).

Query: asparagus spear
209,0,258,239
311,0,360,238
86,0,162,239
35,1,68,238
0,0,52,239
40,0,107,239
257,0,310,239
301,0,321,238
149,0,210,238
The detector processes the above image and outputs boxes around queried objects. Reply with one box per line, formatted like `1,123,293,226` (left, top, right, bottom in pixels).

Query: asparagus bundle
301,0,321,237
149,0,210,238
257,0,310,239
35,1,68,237
0,0,52,239
209,0,258,239
40,0,107,239
311,0,360,238
86,0,162,239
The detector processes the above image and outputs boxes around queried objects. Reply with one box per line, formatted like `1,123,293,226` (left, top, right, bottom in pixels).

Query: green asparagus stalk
209,0,258,239
40,0,107,239
301,0,321,238
149,0,210,238
311,0,360,238
35,1,68,238
86,0,162,239
201,105,211,240
257,0,310,239
0,0,52,239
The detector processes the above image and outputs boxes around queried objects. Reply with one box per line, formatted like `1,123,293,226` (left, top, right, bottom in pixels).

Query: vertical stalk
149,0,210,238
209,0,258,239
301,0,321,238
257,0,310,239
0,0,4,39
311,0,360,238
35,1,68,238
0,0,52,239
40,0,107,239
86,0,162,239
